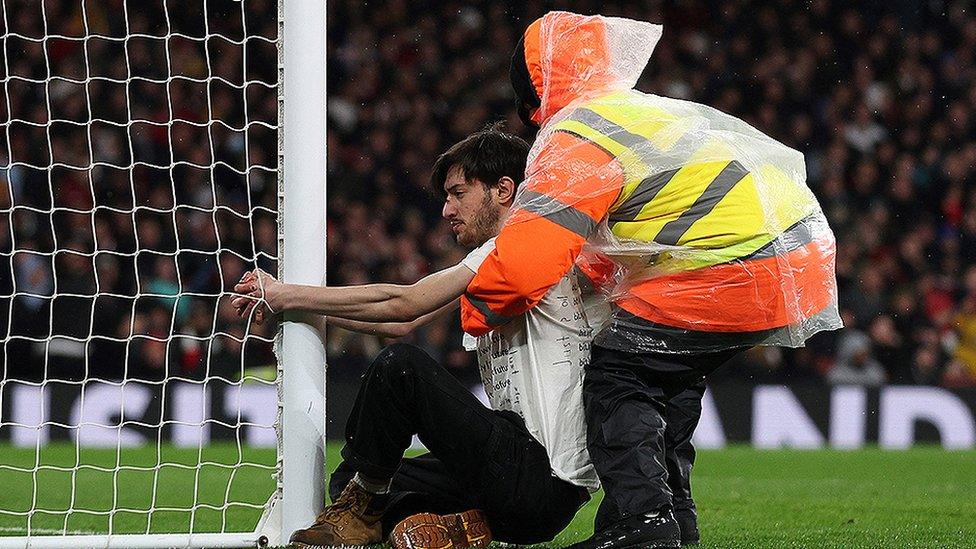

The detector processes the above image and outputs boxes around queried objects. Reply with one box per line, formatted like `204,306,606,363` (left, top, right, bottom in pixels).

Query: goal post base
254,490,284,546
0,532,265,549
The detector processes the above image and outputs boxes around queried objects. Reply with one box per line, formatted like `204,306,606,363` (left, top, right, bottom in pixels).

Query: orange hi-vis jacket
461,12,842,352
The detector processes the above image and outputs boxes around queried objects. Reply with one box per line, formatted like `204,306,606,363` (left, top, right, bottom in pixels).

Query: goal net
0,0,326,547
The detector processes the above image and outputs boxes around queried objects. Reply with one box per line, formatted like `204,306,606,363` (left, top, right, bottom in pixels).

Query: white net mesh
0,0,280,538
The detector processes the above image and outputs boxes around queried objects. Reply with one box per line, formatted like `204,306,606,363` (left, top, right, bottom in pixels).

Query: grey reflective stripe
594,304,781,352
654,160,748,246
742,215,817,260
464,292,510,327
594,302,839,353
518,190,596,238
608,167,681,222
565,109,683,224
566,108,648,150
662,124,703,155
554,128,615,159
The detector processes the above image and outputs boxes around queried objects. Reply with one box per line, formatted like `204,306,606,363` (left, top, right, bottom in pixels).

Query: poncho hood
513,11,663,125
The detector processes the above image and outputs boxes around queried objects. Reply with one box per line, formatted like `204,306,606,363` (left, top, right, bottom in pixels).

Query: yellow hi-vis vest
552,90,821,275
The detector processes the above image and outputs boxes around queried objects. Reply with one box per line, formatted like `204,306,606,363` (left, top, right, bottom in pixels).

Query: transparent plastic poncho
509,12,842,352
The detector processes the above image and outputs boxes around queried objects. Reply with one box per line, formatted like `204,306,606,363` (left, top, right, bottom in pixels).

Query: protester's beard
458,190,500,248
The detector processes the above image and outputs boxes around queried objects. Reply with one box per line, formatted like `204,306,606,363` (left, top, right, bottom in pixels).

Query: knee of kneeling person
368,343,437,383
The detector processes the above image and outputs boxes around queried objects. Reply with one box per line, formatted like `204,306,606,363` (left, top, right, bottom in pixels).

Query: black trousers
332,344,589,544
583,344,738,530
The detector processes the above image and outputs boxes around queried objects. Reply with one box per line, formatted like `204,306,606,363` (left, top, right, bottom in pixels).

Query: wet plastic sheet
510,11,842,352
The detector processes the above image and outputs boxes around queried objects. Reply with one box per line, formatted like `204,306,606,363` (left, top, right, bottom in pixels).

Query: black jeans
583,344,739,530
332,343,589,544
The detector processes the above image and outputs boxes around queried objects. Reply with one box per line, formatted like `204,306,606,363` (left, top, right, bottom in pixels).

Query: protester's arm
461,132,623,335
234,264,474,323
325,300,459,337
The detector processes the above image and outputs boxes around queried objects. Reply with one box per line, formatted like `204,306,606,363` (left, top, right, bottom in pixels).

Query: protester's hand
232,271,263,322
233,269,283,324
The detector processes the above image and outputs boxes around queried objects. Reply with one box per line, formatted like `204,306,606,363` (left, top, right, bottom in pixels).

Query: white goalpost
0,0,326,547
277,0,327,543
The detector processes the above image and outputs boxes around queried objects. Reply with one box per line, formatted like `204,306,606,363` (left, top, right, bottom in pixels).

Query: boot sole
390,509,492,549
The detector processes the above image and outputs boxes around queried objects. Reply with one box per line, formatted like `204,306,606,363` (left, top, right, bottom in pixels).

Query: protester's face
442,168,501,248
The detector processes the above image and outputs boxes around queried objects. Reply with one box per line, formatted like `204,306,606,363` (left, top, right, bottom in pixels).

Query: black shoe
566,511,680,549
675,509,700,546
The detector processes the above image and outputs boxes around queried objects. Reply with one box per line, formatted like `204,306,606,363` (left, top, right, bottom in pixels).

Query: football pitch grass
0,443,974,547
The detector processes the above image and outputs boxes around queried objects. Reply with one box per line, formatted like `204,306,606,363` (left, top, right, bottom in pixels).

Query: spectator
828,330,887,387
950,294,976,383
868,315,912,383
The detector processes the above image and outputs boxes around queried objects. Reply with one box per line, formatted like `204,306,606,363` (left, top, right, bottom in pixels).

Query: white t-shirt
460,238,602,492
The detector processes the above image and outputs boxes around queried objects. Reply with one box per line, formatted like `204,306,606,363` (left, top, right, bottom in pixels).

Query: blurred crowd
2,0,975,388
324,0,976,388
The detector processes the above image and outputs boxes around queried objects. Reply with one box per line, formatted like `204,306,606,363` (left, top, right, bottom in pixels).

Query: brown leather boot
289,481,387,548
389,509,492,549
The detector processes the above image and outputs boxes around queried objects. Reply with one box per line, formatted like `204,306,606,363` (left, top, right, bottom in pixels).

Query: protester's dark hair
430,123,530,197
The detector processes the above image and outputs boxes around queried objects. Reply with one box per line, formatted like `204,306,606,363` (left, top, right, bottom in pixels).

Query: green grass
1,444,975,547
0,442,277,536
557,447,976,548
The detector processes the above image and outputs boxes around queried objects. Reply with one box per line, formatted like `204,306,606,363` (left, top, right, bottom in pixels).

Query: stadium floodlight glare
0,0,326,547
